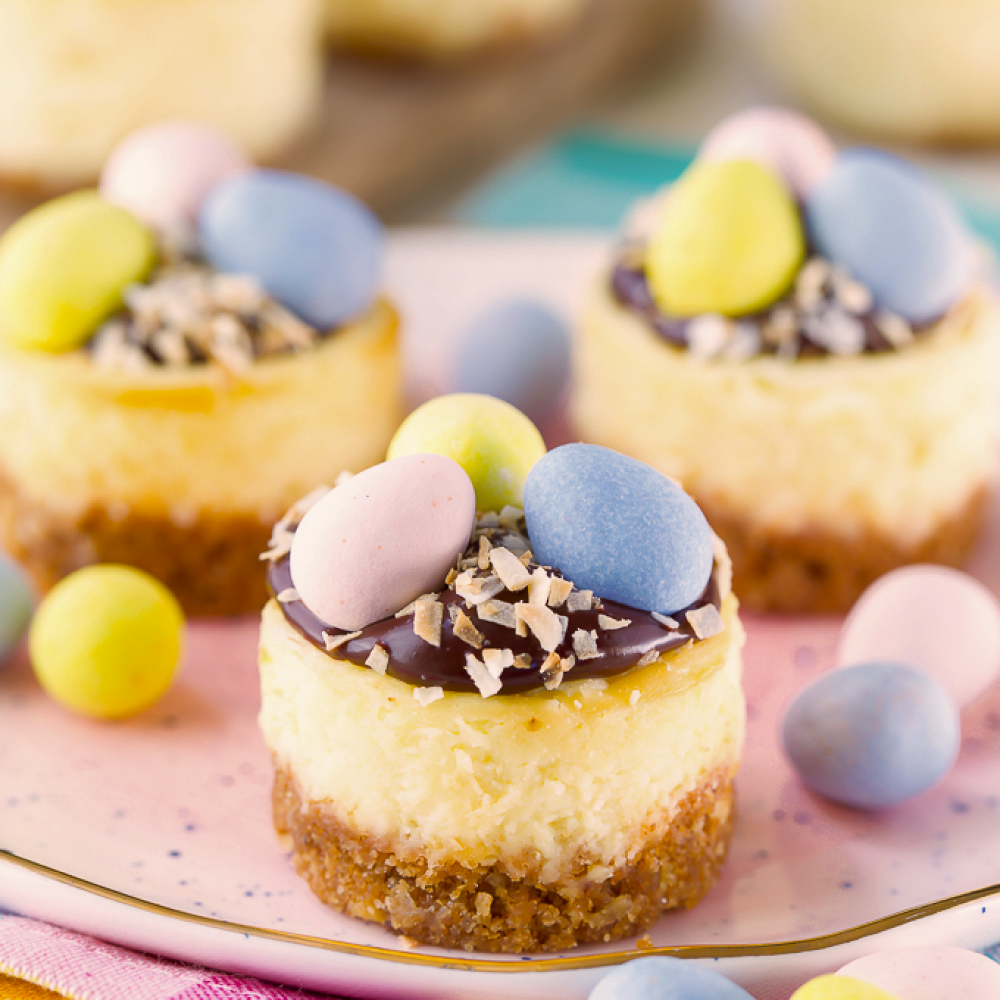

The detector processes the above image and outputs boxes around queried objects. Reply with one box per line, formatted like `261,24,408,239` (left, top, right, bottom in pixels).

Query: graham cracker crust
272,762,736,953
700,484,990,614
0,480,271,617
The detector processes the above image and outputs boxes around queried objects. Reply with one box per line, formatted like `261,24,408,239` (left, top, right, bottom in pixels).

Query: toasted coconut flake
482,648,514,678
503,534,530,556
477,599,517,629
413,596,444,647
686,604,725,640
276,587,299,603
464,654,503,698
598,614,630,630
651,611,679,629
515,616,528,638
259,528,294,562
445,567,459,586
629,690,641,707
490,547,532,591
478,511,500,528
498,505,524,527
711,532,733,599
365,644,390,675
876,310,914,348
540,651,563,689
527,567,551,607
515,603,565,652
637,649,660,667
477,534,492,571
566,589,593,613
413,686,445,707
572,629,601,661
453,609,485,649
455,573,505,606
512,653,533,670
322,629,362,652
546,578,574,608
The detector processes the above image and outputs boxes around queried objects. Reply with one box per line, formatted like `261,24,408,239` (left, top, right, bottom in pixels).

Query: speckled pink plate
2,233,1000,1000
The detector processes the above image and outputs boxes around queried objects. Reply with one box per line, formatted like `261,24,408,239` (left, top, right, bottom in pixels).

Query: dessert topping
90,263,322,370
199,169,384,330
289,454,476,632
0,191,156,354
387,393,546,512
523,444,714,617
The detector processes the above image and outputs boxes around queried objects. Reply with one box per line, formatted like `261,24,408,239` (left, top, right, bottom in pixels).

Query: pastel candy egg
782,661,960,809
805,150,974,324
523,444,713,616
199,169,383,329
452,298,571,426
0,191,156,352
791,975,901,1000
646,159,805,317
100,121,249,231
589,957,754,999
0,555,33,663
699,106,836,197
30,565,184,720
838,566,1000,708
837,945,1000,999
387,393,545,513
290,454,476,631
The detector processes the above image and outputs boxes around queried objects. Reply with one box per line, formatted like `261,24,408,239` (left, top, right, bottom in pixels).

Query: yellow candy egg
387,393,545,513
646,159,805,317
30,565,184,720
0,190,155,352
791,975,902,1000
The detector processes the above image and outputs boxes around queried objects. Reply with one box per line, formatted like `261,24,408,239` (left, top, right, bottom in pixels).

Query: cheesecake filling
265,502,730,696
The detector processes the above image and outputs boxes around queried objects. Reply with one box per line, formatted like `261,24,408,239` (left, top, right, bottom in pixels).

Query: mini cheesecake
259,505,744,952
0,289,401,616
0,0,322,189
572,115,1000,613
575,273,1000,613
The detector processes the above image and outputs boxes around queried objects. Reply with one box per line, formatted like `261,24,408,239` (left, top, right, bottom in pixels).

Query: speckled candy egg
289,454,476,632
588,956,754,999
523,444,714,616
699,106,836,197
100,121,249,231
387,393,546,513
451,298,571,426
791,975,901,999
838,945,1000,999
646,158,805,317
838,565,1000,708
783,661,960,809
199,169,383,329
805,150,974,324
0,191,156,353
0,555,33,663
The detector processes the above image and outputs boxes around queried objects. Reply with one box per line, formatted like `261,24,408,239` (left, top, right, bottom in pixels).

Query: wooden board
0,0,699,230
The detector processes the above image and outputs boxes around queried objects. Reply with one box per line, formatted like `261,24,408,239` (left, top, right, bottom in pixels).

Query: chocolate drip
267,555,721,695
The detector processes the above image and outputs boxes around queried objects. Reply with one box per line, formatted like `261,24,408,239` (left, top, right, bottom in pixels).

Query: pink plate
2,233,1000,1000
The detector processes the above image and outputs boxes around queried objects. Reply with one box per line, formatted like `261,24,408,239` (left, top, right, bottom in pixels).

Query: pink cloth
0,913,338,999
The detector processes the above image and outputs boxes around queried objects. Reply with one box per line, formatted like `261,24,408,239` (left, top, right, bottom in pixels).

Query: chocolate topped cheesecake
258,401,745,952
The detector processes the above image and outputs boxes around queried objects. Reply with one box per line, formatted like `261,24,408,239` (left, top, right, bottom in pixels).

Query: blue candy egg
452,298,571,425
783,661,960,810
199,169,383,329
589,957,754,999
805,150,973,324
523,444,714,615
0,555,33,662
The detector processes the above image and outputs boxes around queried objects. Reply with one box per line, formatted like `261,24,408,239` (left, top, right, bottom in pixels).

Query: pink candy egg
290,454,476,632
837,946,1000,999
100,121,249,230
838,565,1000,708
699,106,836,198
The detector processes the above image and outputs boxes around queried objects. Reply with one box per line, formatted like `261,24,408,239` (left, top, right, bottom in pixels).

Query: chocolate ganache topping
265,502,725,696
612,251,929,361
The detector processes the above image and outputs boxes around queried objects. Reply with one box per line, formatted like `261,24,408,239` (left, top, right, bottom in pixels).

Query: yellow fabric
0,972,66,998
